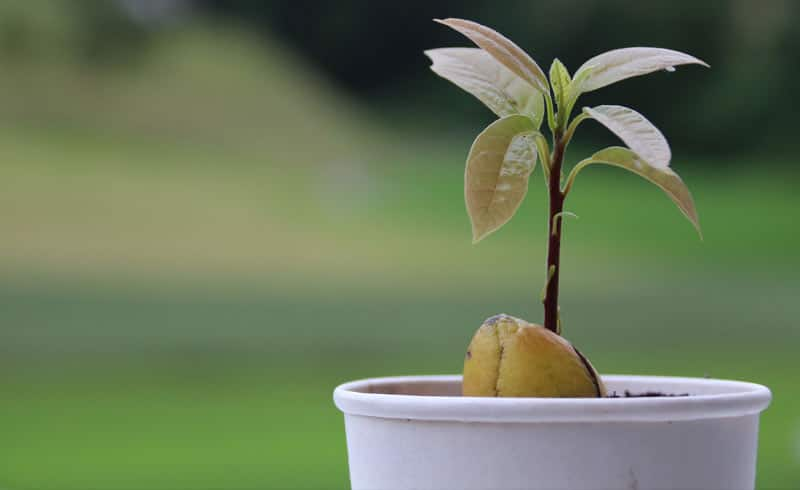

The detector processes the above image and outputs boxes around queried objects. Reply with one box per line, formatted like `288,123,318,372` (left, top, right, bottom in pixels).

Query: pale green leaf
583,105,671,169
465,115,539,242
549,58,571,110
434,18,549,95
569,147,700,235
563,67,593,116
572,47,708,94
425,48,544,125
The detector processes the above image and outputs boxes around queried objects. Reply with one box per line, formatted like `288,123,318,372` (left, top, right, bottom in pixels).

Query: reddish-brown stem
543,132,566,334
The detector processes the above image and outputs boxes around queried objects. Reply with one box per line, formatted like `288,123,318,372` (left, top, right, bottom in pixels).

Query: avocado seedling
426,18,707,398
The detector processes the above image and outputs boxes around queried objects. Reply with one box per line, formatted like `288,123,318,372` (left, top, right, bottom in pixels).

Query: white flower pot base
334,375,771,490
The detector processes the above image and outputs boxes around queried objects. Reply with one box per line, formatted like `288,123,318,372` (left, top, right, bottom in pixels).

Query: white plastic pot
334,375,771,490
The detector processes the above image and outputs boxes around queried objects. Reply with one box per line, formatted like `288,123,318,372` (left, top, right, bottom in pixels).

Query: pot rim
334,374,771,423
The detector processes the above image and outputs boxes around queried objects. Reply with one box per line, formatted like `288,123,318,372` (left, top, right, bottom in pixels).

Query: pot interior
348,375,764,398
354,377,461,396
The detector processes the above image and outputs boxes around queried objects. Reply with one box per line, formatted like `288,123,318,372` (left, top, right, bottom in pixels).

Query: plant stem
543,131,566,334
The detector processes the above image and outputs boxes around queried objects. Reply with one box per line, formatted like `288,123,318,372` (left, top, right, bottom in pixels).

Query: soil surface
606,390,690,398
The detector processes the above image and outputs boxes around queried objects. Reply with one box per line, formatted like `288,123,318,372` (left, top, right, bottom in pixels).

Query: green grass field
1,126,798,489
1,20,798,490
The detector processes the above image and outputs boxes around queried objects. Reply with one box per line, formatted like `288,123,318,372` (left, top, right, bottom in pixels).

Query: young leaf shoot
430,18,706,335
428,18,707,398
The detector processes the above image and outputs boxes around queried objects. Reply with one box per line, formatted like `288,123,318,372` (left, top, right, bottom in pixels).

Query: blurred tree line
205,0,797,157
1,0,796,157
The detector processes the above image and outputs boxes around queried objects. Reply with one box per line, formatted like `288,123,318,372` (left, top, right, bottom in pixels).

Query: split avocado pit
463,314,605,398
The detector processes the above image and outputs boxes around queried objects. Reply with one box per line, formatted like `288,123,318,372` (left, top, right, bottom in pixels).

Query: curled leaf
584,105,670,169
549,58,571,111
549,58,573,127
465,115,539,242
567,147,701,235
425,48,544,125
572,47,708,94
552,211,579,235
434,18,549,95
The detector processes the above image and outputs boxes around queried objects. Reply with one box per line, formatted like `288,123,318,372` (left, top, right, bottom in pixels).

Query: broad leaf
435,18,549,95
572,47,708,94
584,105,670,169
549,58,571,109
575,147,700,234
425,48,544,125
465,115,539,242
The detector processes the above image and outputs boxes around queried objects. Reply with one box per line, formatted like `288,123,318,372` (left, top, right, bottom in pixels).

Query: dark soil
606,390,690,398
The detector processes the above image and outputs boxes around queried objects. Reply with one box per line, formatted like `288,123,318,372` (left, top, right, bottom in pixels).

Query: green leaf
566,147,701,235
425,48,544,126
571,47,708,95
549,58,571,116
562,68,593,118
434,18,550,95
583,105,670,169
465,115,540,242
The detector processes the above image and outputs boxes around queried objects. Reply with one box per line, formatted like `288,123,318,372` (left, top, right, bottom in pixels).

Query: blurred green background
0,1,798,489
